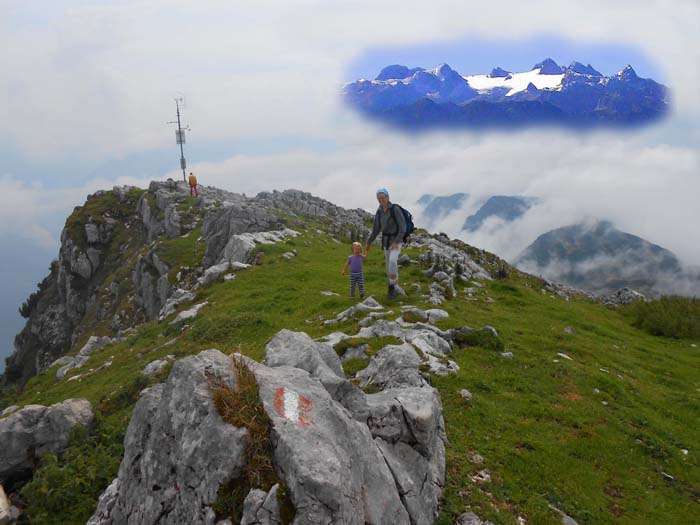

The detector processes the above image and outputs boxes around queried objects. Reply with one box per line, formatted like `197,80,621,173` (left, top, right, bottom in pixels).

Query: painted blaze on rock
273,387,313,427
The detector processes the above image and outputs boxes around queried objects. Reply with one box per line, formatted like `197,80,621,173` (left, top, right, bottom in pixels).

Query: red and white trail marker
274,387,313,427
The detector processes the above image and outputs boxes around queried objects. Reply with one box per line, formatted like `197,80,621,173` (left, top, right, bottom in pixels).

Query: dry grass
210,356,276,489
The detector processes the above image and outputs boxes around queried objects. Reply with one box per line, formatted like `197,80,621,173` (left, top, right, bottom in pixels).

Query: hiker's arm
341,260,349,275
366,211,381,250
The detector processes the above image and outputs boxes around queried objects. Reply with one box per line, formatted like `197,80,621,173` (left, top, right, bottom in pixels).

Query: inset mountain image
343,59,669,129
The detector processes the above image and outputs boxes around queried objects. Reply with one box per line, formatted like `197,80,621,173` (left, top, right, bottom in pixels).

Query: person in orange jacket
188,172,198,197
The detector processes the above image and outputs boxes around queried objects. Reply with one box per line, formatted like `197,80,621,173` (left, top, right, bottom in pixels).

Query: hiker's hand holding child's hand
391,242,399,250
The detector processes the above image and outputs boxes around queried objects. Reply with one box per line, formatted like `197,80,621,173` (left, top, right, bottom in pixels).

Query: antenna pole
168,98,190,182
176,100,186,182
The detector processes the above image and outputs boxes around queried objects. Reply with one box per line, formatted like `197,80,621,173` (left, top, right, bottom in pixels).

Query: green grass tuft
453,329,505,352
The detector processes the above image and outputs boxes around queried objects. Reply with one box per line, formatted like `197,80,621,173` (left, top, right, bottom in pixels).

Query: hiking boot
388,284,396,298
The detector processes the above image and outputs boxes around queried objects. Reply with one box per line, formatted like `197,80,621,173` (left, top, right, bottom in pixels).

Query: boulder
365,387,446,524
356,343,428,390
49,335,115,380
240,484,281,525
425,309,449,323
197,262,231,288
340,344,369,362
401,307,428,323
88,350,248,525
409,331,452,357
253,362,410,525
170,302,208,324
264,330,367,420
141,359,169,377
158,288,196,320
0,399,94,483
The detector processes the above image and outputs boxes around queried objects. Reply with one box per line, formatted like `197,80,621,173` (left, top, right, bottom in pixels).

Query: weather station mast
168,97,190,182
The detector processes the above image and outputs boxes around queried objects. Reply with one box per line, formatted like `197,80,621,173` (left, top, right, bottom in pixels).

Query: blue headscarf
376,188,390,199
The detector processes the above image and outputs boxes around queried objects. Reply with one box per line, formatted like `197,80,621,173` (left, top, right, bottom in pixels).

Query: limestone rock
253,362,410,525
197,262,232,288
356,343,428,390
0,399,94,483
50,335,114,379
600,287,646,307
456,512,494,525
158,288,196,320
425,308,449,323
141,359,169,377
240,484,281,525
88,350,248,524
0,407,18,418
401,307,428,323
264,330,367,419
170,302,208,324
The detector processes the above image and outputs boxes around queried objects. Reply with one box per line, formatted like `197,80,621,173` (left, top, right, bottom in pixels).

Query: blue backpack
389,204,416,243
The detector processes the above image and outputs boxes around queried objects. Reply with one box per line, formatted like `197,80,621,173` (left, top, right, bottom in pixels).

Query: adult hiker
365,188,407,298
188,172,199,197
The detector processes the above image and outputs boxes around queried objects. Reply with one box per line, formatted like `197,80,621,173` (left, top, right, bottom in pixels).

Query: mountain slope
1,183,698,525
462,195,538,232
418,193,469,224
515,220,687,295
343,59,669,129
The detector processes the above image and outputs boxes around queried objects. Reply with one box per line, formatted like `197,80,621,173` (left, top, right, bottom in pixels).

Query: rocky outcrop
256,326,446,524
253,358,409,524
91,316,448,524
133,249,171,320
0,399,94,486
4,187,144,385
240,484,281,525
600,287,646,307
49,335,115,379
88,351,248,525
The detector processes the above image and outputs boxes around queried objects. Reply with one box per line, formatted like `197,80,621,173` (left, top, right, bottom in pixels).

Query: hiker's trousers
383,245,402,285
349,272,364,297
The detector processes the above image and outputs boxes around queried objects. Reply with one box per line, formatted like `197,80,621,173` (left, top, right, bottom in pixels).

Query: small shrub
624,296,700,339
21,416,126,524
98,375,150,415
453,329,505,352
401,311,425,324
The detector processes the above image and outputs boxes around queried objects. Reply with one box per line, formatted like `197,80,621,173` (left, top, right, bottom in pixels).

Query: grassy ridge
3,221,700,524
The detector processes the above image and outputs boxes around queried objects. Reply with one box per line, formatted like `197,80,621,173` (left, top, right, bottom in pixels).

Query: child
341,242,366,299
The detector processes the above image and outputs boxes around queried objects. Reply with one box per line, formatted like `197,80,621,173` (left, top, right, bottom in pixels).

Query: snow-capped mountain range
343,58,669,128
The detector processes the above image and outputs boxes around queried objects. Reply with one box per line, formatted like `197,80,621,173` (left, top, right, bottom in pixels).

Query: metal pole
176,99,186,182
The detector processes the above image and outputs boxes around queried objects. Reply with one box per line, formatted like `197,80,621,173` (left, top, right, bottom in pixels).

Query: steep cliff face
5,187,146,384
2,181,373,386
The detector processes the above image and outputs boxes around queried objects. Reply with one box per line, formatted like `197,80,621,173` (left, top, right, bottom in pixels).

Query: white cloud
0,175,152,250
0,0,698,161
162,121,700,267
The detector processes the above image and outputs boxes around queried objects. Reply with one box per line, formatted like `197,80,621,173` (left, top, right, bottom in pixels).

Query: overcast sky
1,0,699,369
